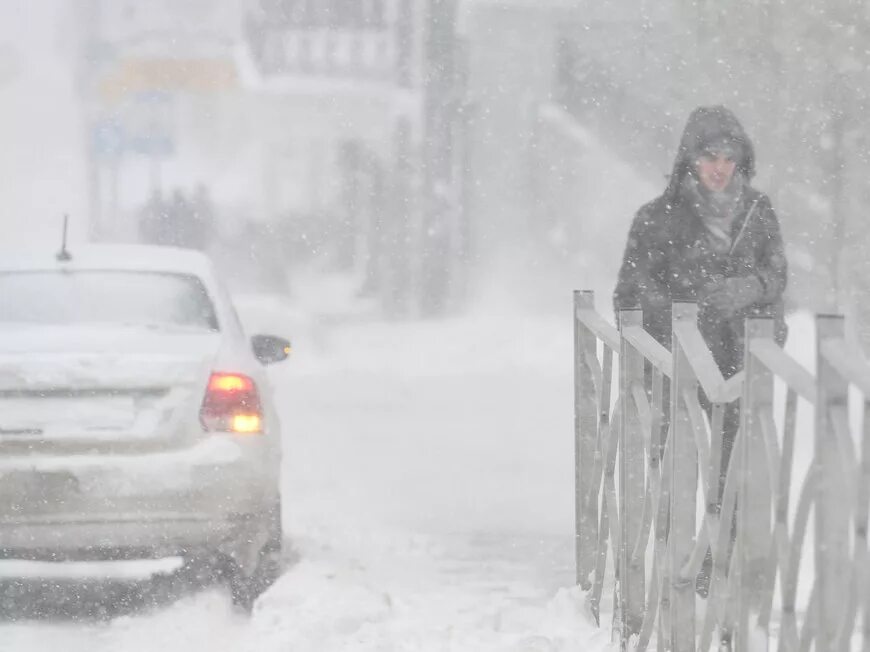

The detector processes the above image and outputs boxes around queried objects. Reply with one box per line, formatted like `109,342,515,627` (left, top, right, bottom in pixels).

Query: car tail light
200,372,263,434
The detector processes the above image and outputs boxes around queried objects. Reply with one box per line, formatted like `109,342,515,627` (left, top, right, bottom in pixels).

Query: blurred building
79,0,468,315
241,0,470,315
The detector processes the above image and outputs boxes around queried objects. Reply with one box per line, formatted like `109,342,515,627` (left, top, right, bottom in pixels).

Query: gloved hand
701,275,764,317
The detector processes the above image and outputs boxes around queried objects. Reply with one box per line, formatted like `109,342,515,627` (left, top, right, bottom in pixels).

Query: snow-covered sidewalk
242,289,604,651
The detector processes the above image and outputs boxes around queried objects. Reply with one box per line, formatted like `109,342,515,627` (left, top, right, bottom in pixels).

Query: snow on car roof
0,244,215,278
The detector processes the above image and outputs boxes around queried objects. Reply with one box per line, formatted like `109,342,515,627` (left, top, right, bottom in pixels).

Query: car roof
0,244,215,278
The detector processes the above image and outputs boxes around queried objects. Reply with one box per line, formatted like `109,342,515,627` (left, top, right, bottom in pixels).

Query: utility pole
418,0,461,316
828,73,848,311
80,0,103,240
383,0,422,317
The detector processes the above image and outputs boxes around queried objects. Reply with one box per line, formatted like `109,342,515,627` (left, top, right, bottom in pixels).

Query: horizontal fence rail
573,291,870,652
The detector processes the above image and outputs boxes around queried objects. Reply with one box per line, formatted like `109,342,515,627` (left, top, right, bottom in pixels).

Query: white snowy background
0,1,827,651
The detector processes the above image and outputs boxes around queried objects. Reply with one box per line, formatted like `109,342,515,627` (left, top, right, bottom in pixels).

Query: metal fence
574,290,870,651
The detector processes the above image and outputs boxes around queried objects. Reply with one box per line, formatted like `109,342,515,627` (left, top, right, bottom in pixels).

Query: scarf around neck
680,170,746,253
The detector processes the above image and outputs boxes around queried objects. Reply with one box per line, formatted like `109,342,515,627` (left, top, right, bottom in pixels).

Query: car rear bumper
0,513,259,562
0,435,278,513
0,435,280,566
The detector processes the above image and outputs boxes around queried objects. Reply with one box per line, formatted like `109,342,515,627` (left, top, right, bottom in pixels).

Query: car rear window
0,271,219,331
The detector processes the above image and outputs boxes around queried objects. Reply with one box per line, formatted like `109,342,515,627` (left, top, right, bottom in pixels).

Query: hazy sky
0,0,87,247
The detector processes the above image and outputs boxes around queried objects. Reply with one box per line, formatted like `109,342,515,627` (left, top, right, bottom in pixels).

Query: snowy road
0,283,607,651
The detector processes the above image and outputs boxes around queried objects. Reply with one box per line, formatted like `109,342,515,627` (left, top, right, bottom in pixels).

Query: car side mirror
251,334,291,365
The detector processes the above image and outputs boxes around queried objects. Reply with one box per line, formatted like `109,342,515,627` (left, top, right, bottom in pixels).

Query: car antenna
56,214,72,262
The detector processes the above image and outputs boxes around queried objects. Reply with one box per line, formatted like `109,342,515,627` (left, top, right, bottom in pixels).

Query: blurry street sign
124,91,175,157
98,58,237,102
91,118,125,158
91,91,175,159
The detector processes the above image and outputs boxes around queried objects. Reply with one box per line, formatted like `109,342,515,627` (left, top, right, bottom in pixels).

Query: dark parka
614,107,788,379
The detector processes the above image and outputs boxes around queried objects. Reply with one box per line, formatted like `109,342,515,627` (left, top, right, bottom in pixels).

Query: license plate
1,397,136,434
0,471,79,502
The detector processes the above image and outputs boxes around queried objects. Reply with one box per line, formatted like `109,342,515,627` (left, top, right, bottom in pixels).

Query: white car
0,244,288,609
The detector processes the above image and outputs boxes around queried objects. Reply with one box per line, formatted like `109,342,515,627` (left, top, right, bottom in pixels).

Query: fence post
815,314,850,652
619,308,646,642
735,318,775,651
575,290,599,589
670,302,698,652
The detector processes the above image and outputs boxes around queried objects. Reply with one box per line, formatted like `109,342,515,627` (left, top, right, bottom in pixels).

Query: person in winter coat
613,105,787,594
614,105,787,370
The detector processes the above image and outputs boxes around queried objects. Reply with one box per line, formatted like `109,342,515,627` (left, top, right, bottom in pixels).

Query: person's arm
613,205,670,317
704,194,787,314
752,196,788,303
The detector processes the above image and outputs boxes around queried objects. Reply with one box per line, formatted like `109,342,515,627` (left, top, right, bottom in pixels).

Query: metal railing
574,290,870,651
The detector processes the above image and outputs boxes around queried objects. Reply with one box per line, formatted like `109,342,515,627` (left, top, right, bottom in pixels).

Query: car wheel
227,559,255,611
228,502,284,613
227,544,283,612
0,580,21,621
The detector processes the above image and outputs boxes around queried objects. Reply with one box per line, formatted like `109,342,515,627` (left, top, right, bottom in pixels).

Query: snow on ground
234,274,599,651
